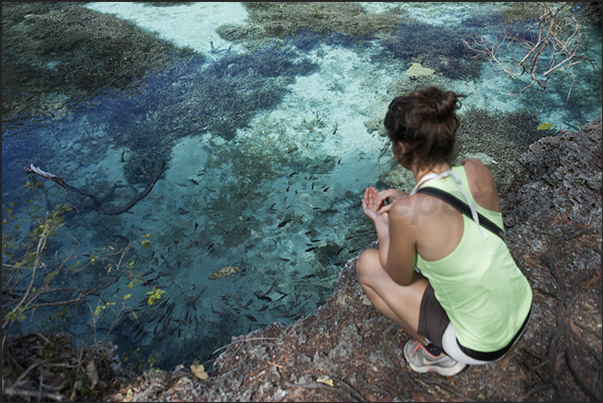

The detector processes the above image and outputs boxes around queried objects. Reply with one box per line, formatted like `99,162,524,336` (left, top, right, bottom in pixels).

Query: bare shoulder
461,159,500,211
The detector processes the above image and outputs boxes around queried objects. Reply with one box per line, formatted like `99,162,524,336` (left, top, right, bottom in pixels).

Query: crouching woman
356,86,532,376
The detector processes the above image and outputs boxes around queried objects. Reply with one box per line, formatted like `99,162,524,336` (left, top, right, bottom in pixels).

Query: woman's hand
376,188,408,214
362,186,390,225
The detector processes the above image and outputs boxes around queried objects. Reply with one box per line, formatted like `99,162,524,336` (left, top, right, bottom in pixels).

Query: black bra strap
416,187,505,240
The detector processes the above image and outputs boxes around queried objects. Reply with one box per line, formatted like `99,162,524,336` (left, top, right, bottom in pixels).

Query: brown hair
384,86,465,171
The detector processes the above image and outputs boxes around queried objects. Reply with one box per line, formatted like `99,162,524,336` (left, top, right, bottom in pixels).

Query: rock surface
106,119,601,402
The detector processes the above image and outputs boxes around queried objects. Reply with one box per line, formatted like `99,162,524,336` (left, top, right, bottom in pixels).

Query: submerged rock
209,266,247,280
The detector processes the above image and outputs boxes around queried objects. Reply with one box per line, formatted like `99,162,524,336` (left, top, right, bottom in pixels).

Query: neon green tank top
416,165,532,352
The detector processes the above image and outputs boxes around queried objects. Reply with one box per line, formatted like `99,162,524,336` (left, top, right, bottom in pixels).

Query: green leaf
148,295,156,305
44,269,59,284
123,293,131,300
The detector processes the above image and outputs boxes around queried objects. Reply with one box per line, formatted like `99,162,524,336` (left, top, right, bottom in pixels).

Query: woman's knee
356,248,380,285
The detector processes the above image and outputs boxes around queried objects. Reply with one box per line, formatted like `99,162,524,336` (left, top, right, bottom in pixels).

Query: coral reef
2,3,193,123
102,46,318,173
242,2,402,39
379,20,486,80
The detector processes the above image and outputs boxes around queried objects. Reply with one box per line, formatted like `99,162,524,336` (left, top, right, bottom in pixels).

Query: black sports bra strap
416,187,505,240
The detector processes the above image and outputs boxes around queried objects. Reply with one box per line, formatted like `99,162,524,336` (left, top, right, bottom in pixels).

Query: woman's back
411,158,499,262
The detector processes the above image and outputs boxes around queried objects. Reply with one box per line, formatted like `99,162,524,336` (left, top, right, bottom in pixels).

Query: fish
245,298,254,307
178,210,190,215
246,315,257,322
277,218,292,228
187,292,202,307
305,246,317,252
303,274,317,279
323,186,330,192
258,305,269,312
279,258,291,262
209,265,246,280
190,178,199,185
286,185,290,192
194,223,199,231
112,234,129,242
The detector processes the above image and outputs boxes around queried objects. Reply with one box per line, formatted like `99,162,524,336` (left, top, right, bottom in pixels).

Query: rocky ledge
110,119,602,402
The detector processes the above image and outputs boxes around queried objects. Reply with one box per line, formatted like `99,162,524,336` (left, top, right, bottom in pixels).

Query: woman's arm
383,197,420,286
362,187,417,285
362,186,391,266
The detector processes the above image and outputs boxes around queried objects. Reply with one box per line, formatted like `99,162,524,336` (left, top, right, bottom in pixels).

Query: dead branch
23,153,168,215
463,2,597,102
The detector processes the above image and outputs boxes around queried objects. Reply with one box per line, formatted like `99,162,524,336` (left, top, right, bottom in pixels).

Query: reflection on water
2,2,601,369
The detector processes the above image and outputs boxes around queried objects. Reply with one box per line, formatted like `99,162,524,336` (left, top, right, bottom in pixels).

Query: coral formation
242,2,402,39
2,3,193,123
405,62,435,79
379,20,485,80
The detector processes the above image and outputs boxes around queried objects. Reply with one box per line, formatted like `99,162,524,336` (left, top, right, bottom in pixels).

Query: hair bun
435,91,459,119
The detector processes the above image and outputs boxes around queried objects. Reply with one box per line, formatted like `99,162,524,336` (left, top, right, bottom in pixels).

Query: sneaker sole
403,348,467,377
405,358,466,377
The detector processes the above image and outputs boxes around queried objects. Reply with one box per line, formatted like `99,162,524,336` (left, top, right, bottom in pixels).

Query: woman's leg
356,248,429,344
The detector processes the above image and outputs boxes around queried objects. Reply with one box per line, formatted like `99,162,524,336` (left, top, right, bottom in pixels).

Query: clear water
2,2,601,369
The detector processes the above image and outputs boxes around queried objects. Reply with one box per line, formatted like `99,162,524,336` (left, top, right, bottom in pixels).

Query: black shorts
417,283,450,350
418,283,533,362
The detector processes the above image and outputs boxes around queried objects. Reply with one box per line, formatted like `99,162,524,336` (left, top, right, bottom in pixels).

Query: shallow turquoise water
2,2,601,369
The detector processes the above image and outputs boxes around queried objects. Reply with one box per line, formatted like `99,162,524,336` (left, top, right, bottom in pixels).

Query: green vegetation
2,184,166,401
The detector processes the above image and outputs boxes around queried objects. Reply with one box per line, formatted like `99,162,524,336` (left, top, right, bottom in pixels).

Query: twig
211,337,279,356
540,227,595,293
330,375,368,402
281,379,359,402
421,379,477,402
2,385,64,401
565,348,601,402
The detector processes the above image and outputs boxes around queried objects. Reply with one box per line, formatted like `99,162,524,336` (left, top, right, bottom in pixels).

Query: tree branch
23,154,168,215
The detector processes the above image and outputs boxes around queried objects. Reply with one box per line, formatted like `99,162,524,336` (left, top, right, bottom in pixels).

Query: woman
356,86,532,376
